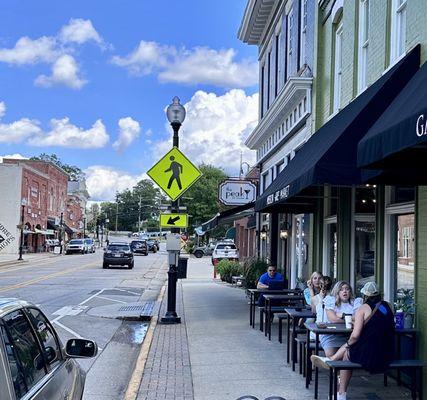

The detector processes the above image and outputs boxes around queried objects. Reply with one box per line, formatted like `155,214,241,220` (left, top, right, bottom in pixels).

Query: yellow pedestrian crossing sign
159,213,188,228
147,147,202,201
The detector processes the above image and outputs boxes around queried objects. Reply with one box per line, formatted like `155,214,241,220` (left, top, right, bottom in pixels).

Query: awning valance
358,55,427,183
34,228,55,235
200,202,255,232
255,45,420,213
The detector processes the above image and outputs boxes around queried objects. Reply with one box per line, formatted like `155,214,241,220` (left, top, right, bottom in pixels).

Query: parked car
211,242,239,265
146,239,158,253
0,297,97,400
130,240,148,255
65,239,87,254
103,242,134,269
84,238,95,253
193,242,216,258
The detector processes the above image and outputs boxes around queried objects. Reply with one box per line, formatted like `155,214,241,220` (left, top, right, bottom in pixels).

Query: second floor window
333,21,343,113
358,0,369,93
299,0,307,70
390,0,407,64
286,8,294,80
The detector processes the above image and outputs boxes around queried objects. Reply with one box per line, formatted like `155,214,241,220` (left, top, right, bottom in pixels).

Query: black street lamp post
83,217,86,238
161,96,186,324
59,212,64,254
18,198,27,261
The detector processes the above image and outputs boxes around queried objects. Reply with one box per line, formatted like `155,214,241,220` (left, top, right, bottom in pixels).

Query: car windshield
108,245,130,251
131,241,145,246
85,239,93,243
69,240,83,244
216,244,236,250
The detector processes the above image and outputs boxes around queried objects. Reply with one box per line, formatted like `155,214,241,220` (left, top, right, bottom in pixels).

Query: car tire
128,262,134,269
103,263,108,269
194,250,203,258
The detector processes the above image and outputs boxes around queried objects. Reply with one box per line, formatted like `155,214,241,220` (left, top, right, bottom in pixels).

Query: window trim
357,0,369,93
390,0,407,64
299,0,307,70
333,21,343,113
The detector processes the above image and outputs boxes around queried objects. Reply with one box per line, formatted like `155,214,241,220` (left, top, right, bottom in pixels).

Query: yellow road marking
0,261,99,293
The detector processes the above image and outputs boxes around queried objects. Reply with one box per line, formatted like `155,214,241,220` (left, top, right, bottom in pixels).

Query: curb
123,284,166,400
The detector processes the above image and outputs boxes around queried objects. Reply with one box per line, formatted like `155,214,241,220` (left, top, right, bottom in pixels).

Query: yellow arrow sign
147,147,202,201
159,213,188,228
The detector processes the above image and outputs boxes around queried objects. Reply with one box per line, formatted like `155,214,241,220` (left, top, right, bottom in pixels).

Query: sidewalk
136,258,413,400
0,251,59,267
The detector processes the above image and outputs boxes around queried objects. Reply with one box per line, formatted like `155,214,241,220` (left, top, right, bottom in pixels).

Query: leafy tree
180,164,228,235
30,153,85,181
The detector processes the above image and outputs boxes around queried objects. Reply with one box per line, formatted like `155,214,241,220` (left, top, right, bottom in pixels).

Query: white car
65,239,87,254
211,242,239,265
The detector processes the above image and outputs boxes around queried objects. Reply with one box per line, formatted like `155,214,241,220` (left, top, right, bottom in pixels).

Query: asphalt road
0,239,168,400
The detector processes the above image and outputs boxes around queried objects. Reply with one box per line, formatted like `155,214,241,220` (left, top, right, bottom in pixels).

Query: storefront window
355,220,375,293
294,215,310,281
396,214,415,291
326,222,337,279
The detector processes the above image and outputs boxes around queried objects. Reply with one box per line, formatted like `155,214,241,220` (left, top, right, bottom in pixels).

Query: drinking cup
344,315,352,329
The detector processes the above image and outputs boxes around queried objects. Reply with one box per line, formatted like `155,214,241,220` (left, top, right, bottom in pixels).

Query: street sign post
159,213,188,228
147,147,202,201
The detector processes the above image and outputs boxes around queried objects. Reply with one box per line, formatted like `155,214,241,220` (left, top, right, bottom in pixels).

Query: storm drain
118,301,155,321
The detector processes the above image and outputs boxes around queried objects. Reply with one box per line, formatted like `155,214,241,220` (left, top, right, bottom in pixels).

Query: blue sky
0,0,258,201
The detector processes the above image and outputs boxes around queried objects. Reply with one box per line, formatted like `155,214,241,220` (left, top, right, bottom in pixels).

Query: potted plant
395,288,415,329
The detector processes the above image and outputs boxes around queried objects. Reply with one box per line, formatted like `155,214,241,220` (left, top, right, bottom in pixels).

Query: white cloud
0,36,58,65
160,47,258,88
85,165,147,201
112,117,141,153
145,128,153,137
0,102,41,143
155,89,258,175
0,153,28,163
34,54,87,89
28,118,109,148
59,18,105,47
111,40,173,76
0,101,109,148
0,102,6,118
112,41,257,88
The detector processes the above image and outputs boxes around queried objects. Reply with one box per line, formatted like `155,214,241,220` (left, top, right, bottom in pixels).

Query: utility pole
59,212,64,254
115,202,119,232
138,195,142,233
83,216,86,238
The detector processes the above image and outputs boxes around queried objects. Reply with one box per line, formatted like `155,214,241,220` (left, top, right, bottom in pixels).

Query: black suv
146,239,159,253
103,242,134,269
130,240,148,255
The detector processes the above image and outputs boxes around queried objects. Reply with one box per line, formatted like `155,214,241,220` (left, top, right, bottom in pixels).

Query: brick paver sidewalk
137,282,194,400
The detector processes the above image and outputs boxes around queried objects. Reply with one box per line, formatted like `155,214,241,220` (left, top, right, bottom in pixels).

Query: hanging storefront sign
218,179,256,206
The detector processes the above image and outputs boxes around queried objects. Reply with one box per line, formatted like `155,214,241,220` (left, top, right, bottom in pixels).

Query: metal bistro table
263,294,305,340
247,289,299,329
284,308,315,371
305,322,351,399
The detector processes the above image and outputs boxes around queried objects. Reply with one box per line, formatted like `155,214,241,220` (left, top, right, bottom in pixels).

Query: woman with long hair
318,281,362,357
304,271,323,309
312,282,394,400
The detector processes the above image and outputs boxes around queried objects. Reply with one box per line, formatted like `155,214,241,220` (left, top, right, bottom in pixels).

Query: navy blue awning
358,57,427,183
255,45,420,213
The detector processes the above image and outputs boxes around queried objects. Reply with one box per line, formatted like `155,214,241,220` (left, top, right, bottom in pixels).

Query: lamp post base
160,312,181,324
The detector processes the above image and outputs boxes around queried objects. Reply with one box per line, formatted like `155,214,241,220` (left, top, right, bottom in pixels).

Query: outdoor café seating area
245,287,424,400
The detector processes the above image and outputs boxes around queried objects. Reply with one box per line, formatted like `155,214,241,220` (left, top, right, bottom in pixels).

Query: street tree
30,153,85,181
181,164,228,235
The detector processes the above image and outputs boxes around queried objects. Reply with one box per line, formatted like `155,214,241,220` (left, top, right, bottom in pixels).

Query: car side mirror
65,338,98,358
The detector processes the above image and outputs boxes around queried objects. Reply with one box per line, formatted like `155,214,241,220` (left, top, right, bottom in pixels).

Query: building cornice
245,76,313,149
238,0,276,45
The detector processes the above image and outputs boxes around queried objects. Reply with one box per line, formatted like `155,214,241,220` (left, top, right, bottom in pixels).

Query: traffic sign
159,213,188,228
147,147,202,201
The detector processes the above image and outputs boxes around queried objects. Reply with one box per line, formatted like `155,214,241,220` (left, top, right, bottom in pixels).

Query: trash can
177,256,188,279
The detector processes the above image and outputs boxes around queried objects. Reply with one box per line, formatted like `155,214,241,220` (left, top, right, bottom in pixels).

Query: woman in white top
319,281,362,357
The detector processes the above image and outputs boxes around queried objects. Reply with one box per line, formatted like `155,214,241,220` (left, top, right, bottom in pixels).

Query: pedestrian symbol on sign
165,156,183,190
